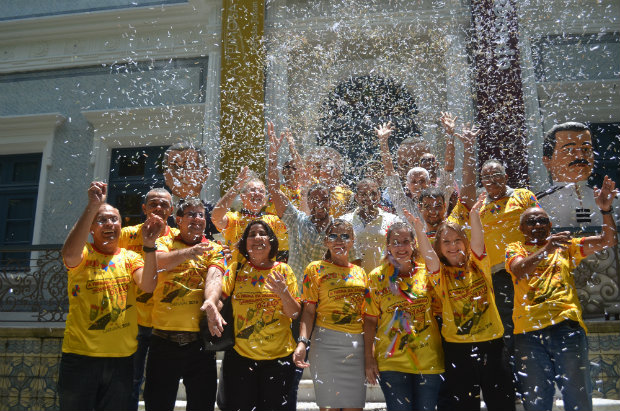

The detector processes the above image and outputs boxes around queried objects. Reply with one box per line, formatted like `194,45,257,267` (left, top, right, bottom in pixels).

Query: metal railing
0,244,68,322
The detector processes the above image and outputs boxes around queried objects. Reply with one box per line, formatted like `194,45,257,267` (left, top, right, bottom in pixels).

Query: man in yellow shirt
118,187,178,411
505,176,617,411
59,181,162,411
143,198,225,411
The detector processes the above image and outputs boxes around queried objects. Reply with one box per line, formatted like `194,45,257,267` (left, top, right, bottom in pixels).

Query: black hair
543,122,590,158
176,198,205,217
418,187,445,205
323,219,354,261
238,220,279,261
163,142,208,169
308,183,331,197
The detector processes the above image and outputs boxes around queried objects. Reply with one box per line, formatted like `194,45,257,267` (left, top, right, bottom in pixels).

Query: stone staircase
138,355,620,411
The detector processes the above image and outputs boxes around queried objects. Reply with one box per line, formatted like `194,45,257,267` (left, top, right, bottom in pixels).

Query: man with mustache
538,122,619,229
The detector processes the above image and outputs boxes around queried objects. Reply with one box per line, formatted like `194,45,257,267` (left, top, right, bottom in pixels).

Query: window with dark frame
0,153,42,269
107,145,170,227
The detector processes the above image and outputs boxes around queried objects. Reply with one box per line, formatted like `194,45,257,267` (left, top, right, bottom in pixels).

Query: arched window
318,75,420,183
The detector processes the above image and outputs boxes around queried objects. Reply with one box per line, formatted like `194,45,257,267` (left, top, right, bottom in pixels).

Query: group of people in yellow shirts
58,119,617,411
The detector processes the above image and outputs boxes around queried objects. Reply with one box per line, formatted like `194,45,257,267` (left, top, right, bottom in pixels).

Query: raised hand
455,122,480,147
594,175,618,212
267,121,285,156
233,166,251,191
470,192,487,216
87,181,108,206
543,231,572,254
440,111,457,136
265,271,289,298
403,208,424,232
374,121,394,145
142,215,165,247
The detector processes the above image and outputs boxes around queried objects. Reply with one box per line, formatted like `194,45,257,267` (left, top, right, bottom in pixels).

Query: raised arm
405,209,440,273
440,112,457,173
583,176,619,255
508,231,571,280
266,122,291,218
211,166,250,231
62,182,107,267
375,122,397,176
133,215,165,293
469,193,486,257
455,123,480,209
285,129,309,184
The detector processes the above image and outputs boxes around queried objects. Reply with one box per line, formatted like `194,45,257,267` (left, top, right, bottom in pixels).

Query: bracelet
142,245,157,253
297,336,311,347
600,207,613,215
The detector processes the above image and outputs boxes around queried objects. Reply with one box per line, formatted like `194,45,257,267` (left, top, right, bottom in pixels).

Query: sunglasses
326,233,351,241
525,217,550,226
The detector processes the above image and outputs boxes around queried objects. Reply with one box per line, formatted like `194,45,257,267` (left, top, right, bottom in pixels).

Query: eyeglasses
559,146,593,156
480,172,505,182
524,217,550,226
95,216,119,225
283,165,297,170
327,233,351,241
183,211,205,219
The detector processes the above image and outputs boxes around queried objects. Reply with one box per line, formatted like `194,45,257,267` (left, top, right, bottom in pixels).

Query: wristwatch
142,245,157,253
297,336,311,347
600,207,613,215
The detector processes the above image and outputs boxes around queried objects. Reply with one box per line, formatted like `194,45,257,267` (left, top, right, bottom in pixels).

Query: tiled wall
0,335,61,410
0,324,618,410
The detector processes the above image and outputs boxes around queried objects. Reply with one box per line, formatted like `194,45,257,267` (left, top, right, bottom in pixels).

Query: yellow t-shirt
265,184,302,215
151,237,225,332
363,262,444,374
447,189,540,269
119,224,179,327
62,243,143,357
301,260,367,334
428,251,504,343
222,261,299,360
331,185,354,218
221,211,289,262
505,238,587,334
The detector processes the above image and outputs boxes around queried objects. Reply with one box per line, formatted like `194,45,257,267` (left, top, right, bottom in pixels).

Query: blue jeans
515,320,592,411
379,371,442,411
59,352,133,411
131,325,152,410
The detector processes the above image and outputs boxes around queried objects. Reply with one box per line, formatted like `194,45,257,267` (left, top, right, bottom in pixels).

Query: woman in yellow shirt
216,220,301,411
405,195,514,411
293,220,367,411
363,222,444,411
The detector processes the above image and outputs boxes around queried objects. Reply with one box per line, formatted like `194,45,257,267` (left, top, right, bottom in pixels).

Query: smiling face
396,142,429,182
519,207,552,243
355,180,380,212
240,181,267,213
142,191,173,222
91,205,121,250
324,224,354,258
164,149,208,198
419,195,446,227
308,187,331,221
281,160,298,186
480,163,507,200
543,130,594,183
386,227,415,267
176,204,206,244
406,170,430,199
437,226,468,267
245,222,272,263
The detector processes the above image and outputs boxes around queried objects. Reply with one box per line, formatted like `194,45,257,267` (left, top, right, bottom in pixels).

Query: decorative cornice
0,0,221,73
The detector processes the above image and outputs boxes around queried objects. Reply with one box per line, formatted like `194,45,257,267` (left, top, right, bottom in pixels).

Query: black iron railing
0,244,68,322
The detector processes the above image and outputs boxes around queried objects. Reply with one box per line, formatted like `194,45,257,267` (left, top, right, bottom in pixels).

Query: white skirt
308,326,366,408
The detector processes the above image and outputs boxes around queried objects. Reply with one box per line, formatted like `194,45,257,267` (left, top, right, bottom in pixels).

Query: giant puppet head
542,122,594,184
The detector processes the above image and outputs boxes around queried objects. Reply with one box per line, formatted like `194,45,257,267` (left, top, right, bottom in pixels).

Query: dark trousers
143,335,217,411
438,338,515,411
493,269,519,391
58,352,133,411
131,325,152,410
217,348,297,411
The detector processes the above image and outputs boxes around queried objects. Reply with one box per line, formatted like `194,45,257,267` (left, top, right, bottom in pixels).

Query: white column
202,49,222,203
